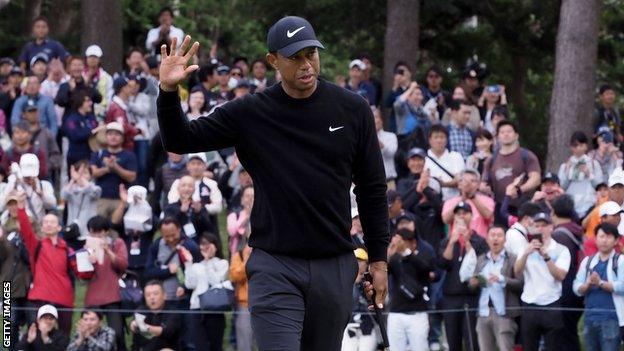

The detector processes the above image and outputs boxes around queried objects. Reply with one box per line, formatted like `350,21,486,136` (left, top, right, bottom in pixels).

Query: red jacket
18,208,77,307
84,238,128,306
105,98,139,151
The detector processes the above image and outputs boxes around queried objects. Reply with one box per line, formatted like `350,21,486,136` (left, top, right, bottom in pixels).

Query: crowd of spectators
1,7,623,351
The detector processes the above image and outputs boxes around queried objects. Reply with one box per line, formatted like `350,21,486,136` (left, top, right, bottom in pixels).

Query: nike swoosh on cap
286,26,305,38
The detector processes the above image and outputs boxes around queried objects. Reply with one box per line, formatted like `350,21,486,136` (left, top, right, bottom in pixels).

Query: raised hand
160,35,200,91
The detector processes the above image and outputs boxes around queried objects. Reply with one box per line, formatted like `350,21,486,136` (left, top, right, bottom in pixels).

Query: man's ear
266,52,278,71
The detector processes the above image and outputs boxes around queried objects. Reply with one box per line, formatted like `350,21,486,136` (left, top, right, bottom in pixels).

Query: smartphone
395,68,405,75
487,85,500,94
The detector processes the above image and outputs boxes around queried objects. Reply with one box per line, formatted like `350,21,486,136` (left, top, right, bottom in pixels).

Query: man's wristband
543,255,551,262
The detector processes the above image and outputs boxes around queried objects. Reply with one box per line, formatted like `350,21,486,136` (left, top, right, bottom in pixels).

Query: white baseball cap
37,304,58,319
600,201,623,217
187,152,207,163
85,45,103,58
609,170,624,187
19,153,39,177
127,185,148,204
106,121,124,134
349,59,366,71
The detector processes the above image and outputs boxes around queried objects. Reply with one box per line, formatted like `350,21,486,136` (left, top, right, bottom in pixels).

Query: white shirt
505,222,528,257
145,25,185,54
424,149,465,201
377,130,398,179
518,239,571,305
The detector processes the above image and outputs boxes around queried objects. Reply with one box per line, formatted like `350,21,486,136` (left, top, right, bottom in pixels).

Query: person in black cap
157,16,389,350
438,201,488,351
589,127,622,179
213,65,233,103
594,84,621,143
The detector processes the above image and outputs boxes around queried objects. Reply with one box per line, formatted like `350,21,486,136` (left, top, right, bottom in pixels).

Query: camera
487,85,500,94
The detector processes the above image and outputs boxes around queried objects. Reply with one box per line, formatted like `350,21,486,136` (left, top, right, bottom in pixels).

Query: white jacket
0,175,56,220
184,257,230,310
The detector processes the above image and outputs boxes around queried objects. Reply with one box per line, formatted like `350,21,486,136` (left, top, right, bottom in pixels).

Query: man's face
497,125,518,146
460,173,479,196
407,88,423,106
38,315,56,330
178,176,195,199
86,56,100,69
407,156,424,175
126,52,143,70
239,171,252,187
144,284,166,310
601,214,621,227
389,199,402,217
81,312,101,331
186,159,206,178
428,132,448,152
241,187,254,209
350,217,362,235
601,90,616,106
452,86,466,100
426,70,442,88
189,91,205,110
570,142,588,157
32,20,49,39
454,210,473,226
31,62,47,77
596,229,617,254
267,47,320,94
395,65,411,85
159,12,173,27
0,63,13,76
12,128,31,146
160,223,180,246
486,227,505,253
41,214,61,237
464,77,479,91
455,104,471,126
126,80,139,96
6,201,17,217
23,110,39,124
541,181,560,201
217,71,230,86
610,185,624,204
534,221,553,239
349,67,363,83
25,76,40,95
252,62,267,79
105,130,123,148
69,59,84,79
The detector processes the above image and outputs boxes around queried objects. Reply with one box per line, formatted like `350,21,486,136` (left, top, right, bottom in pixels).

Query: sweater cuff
366,240,388,263
157,87,181,107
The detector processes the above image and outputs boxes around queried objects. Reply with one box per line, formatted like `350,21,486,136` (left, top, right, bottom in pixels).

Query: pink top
227,210,249,254
442,194,495,238
84,238,128,307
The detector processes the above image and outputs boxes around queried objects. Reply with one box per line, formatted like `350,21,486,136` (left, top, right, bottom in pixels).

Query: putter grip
363,271,389,348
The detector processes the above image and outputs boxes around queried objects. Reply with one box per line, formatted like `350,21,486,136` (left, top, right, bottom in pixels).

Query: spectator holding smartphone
477,84,507,133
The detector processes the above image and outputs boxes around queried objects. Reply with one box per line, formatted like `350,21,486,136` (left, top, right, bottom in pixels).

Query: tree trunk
382,0,419,116
547,0,600,171
22,0,42,35
81,0,123,73
509,53,528,132
48,0,77,39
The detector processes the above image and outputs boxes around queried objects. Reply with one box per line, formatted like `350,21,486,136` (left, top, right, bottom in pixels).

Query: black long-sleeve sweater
157,78,389,262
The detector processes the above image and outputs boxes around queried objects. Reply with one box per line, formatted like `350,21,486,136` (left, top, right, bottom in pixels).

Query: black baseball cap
387,190,400,206
267,16,325,58
532,212,552,224
406,147,427,160
22,99,38,112
396,228,416,241
453,201,472,213
542,172,559,184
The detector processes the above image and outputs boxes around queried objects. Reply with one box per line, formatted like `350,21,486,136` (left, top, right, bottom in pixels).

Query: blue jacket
144,237,202,281
11,94,58,136
62,111,98,163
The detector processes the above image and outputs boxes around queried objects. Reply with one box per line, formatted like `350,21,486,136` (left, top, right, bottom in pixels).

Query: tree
382,0,419,104
547,0,601,171
81,0,123,73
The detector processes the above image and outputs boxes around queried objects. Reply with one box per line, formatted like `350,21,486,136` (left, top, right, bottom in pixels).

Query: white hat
609,170,624,187
351,207,359,219
349,59,366,71
187,152,207,163
106,121,124,134
600,201,622,217
19,153,39,177
85,45,103,58
37,304,58,319
127,185,148,204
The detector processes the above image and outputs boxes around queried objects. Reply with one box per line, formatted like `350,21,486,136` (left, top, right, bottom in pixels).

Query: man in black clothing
157,16,389,350
130,280,182,351
438,201,488,351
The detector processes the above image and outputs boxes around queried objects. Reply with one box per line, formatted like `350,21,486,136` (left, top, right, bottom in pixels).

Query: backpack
585,253,620,278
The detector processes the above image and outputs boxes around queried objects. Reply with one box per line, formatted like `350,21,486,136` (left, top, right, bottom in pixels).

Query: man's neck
490,250,503,260
428,84,440,92
432,148,445,157
599,250,614,261
107,146,122,153
553,217,571,226
282,79,318,99
350,79,361,89
117,93,129,102
29,122,40,132
35,37,45,44
14,143,30,152
500,142,519,155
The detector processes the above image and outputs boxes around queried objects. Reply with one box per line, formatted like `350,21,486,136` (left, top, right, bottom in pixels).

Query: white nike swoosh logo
329,126,344,132
287,26,305,38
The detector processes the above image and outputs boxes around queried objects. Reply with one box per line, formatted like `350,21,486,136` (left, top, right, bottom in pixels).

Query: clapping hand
160,35,200,91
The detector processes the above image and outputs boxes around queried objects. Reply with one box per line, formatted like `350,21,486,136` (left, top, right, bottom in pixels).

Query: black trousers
246,248,358,351
521,302,564,351
193,313,225,351
440,295,479,351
